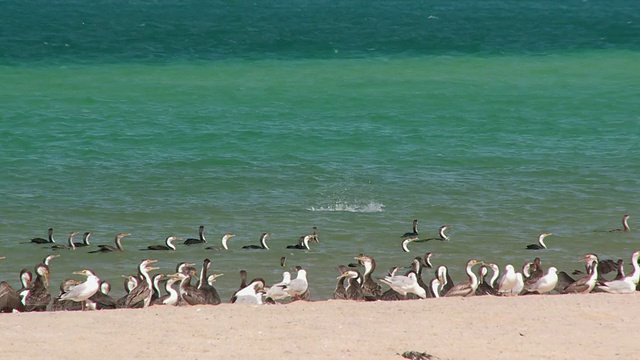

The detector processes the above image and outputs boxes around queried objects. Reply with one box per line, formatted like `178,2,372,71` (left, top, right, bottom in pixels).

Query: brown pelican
563,254,599,294
24,263,51,311
444,259,483,297
526,233,552,250
58,269,101,310
401,219,419,238
337,270,365,301
353,254,383,300
287,235,314,250
230,278,266,304
52,232,79,250
89,233,130,253
265,271,291,303
379,271,426,299
242,233,270,250
610,214,630,232
524,267,559,294
205,233,236,250
184,225,207,245
31,228,55,244
122,259,159,308
145,236,181,251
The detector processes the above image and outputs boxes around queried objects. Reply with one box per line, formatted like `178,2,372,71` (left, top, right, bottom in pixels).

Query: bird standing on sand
379,271,426,299
59,269,101,310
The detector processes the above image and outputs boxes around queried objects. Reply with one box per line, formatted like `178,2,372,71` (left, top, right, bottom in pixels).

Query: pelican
145,236,180,251
31,228,55,244
610,214,630,233
52,232,79,250
526,233,552,250
231,278,266,304
444,259,483,297
401,219,419,238
184,225,207,245
379,271,426,299
205,233,236,250
242,233,270,250
59,269,100,310
524,267,558,294
89,233,130,253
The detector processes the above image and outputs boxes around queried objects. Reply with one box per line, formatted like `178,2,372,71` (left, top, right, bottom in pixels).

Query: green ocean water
1,1,639,301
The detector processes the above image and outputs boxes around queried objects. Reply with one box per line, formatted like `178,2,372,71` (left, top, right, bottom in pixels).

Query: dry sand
2,293,639,359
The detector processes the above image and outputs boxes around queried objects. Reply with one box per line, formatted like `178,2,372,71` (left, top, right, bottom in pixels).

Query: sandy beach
2,292,639,359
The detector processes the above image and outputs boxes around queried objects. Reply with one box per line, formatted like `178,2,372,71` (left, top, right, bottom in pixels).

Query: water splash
307,201,385,213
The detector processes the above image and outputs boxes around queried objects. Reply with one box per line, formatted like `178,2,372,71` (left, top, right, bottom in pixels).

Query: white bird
512,273,525,295
264,271,291,302
524,267,558,294
231,278,266,304
59,269,100,310
497,264,518,296
283,267,309,300
379,271,426,299
596,277,636,294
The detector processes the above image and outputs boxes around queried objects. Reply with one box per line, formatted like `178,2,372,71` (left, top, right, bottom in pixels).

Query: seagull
59,269,101,310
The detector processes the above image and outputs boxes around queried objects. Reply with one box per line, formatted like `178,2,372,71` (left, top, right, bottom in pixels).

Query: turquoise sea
1,0,639,301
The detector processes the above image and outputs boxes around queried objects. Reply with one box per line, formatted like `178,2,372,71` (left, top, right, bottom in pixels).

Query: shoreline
3,292,639,359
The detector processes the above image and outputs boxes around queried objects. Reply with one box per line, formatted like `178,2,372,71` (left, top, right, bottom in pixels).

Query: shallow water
1,1,639,301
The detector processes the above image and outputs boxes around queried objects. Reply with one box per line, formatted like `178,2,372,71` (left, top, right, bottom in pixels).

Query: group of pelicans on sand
0,214,636,312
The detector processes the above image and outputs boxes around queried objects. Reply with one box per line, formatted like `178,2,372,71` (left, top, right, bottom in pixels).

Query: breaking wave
307,201,385,213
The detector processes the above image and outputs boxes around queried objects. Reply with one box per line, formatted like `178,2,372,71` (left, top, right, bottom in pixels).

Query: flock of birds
0,214,636,313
